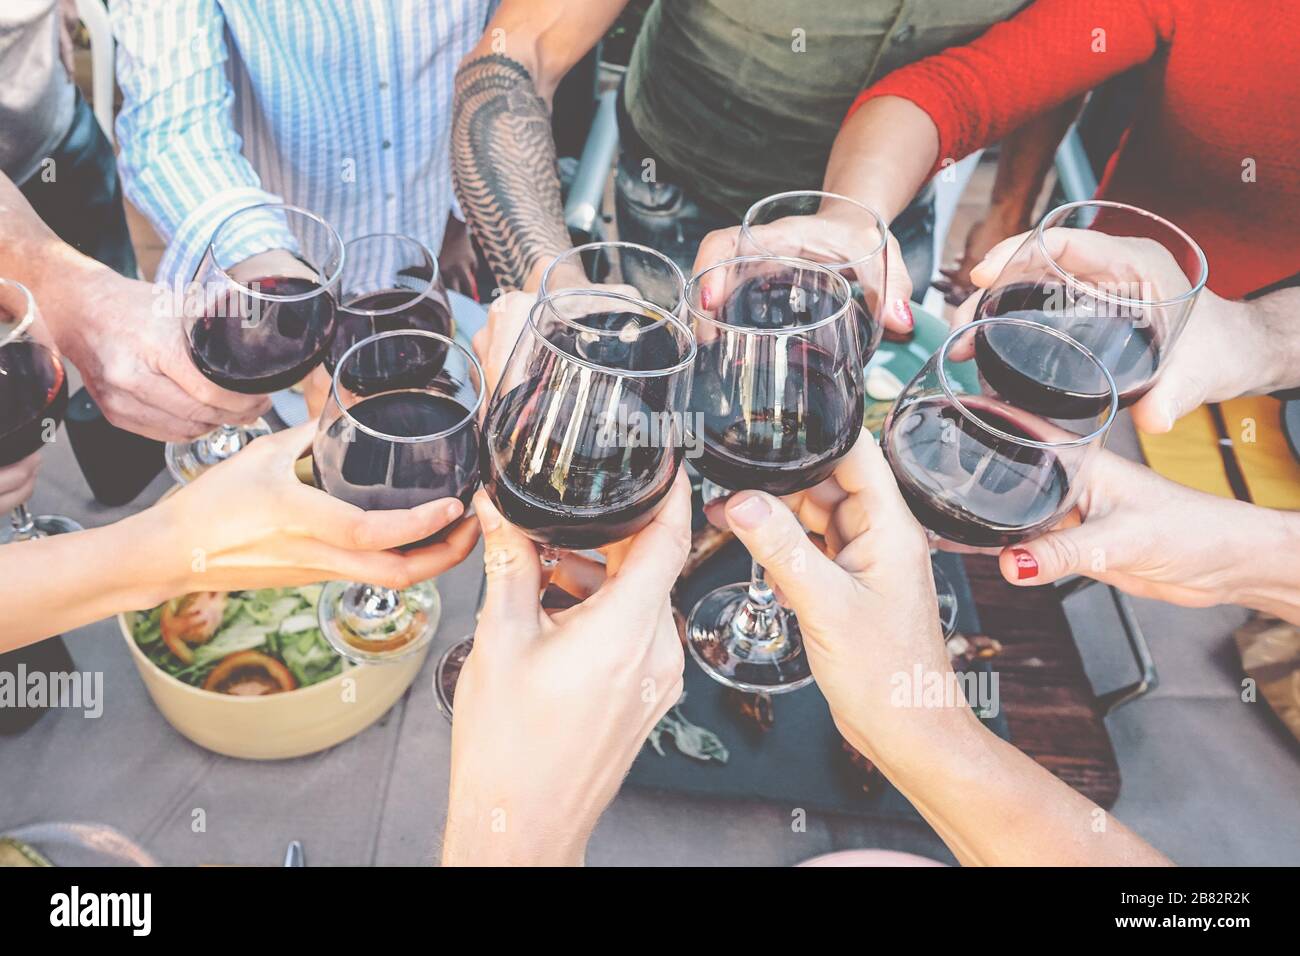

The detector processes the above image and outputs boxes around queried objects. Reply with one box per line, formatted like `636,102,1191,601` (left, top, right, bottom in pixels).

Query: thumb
724,491,851,627
999,519,1115,587
1129,370,1204,434
473,490,541,632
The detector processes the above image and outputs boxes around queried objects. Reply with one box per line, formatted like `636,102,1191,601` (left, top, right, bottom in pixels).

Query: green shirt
624,0,1025,218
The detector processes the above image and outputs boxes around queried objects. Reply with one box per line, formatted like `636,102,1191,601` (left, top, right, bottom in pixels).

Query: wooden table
964,555,1122,808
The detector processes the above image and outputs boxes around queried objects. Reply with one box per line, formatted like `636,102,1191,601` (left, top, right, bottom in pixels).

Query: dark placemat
625,535,1005,820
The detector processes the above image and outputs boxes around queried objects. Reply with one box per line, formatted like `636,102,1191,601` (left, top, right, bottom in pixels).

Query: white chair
75,0,116,144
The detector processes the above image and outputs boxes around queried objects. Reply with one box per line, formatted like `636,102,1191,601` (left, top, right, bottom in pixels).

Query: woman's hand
442,474,692,866
143,422,480,599
715,431,1170,865
955,227,1283,433
691,213,914,334
989,447,1300,622
715,430,977,766
0,452,41,514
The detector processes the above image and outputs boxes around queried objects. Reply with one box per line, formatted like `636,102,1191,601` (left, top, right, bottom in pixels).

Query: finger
162,348,273,420
93,387,218,442
882,234,914,332
968,231,1032,289
550,552,608,600
600,470,693,601
997,518,1117,587
690,227,743,302
391,511,482,582
0,472,37,511
722,491,849,627
473,489,542,628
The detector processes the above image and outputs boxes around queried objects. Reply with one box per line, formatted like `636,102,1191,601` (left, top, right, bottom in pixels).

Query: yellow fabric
1137,397,1300,509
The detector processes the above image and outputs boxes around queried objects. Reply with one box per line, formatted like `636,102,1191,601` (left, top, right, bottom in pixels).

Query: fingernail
700,286,713,311
443,500,463,522
727,493,771,530
893,299,914,329
475,494,501,533
1011,548,1038,580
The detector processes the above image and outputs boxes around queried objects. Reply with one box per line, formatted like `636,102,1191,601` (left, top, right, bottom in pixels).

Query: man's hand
55,270,270,442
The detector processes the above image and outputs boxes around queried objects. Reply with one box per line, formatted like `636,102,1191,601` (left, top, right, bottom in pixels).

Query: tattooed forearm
452,54,572,291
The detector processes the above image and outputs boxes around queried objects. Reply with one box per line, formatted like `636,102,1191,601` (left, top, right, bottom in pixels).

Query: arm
451,0,628,292
0,425,479,654
110,0,290,283
0,172,267,440
939,99,1083,302
719,435,1170,865
824,0,1166,226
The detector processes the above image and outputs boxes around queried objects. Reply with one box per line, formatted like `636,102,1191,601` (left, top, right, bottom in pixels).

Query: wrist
442,781,592,866
118,502,193,609
838,696,986,778
1225,509,1300,623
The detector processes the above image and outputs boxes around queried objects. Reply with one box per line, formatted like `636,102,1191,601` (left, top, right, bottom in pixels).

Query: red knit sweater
849,0,1300,299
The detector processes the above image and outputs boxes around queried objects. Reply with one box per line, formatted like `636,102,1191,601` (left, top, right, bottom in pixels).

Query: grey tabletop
2,312,1298,866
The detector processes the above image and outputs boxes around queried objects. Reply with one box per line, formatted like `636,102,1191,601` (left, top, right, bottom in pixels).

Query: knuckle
1042,533,1080,573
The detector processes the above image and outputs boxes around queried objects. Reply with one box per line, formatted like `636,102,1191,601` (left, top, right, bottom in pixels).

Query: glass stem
9,504,40,542
538,545,562,594
745,559,777,615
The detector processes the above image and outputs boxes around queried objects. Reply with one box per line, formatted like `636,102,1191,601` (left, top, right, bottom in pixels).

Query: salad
129,587,344,695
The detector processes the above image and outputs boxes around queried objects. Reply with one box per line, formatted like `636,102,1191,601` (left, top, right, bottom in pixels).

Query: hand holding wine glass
443,477,691,866
949,200,1208,430
986,447,1300,623
692,192,913,334
960,223,1288,433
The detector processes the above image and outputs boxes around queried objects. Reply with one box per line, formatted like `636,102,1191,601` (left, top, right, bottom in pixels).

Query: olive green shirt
624,0,1025,217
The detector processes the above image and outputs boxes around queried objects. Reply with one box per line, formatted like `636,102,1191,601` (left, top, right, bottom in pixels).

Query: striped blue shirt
111,0,494,284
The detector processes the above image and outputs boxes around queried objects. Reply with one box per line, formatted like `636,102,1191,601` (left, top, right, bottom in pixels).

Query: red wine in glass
326,287,454,388
482,374,680,551
883,396,1071,548
691,339,863,495
0,340,68,466
188,275,338,394
978,281,1158,409
313,390,479,549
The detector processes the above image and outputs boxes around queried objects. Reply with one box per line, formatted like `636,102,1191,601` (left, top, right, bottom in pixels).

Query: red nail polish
700,286,713,311
894,299,914,329
1010,548,1038,580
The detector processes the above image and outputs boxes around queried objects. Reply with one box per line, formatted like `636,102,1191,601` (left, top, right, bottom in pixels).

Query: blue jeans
19,93,138,279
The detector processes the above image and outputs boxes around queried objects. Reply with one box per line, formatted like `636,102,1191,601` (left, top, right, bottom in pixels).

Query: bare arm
822,95,940,225
452,0,627,291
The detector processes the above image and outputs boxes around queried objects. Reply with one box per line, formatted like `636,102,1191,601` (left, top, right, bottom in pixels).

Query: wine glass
0,278,83,541
313,329,484,663
684,255,863,693
739,189,888,360
881,318,1118,557
974,199,1208,407
165,203,345,483
540,240,685,312
325,232,454,377
481,288,696,561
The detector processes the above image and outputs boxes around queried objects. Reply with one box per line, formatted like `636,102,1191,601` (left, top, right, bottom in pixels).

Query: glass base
931,560,960,638
686,582,814,694
2,513,84,543
165,418,272,484
433,636,473,722
317,579,440,664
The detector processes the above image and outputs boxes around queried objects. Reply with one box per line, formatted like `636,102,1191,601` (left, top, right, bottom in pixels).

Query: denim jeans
19,93,138,279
